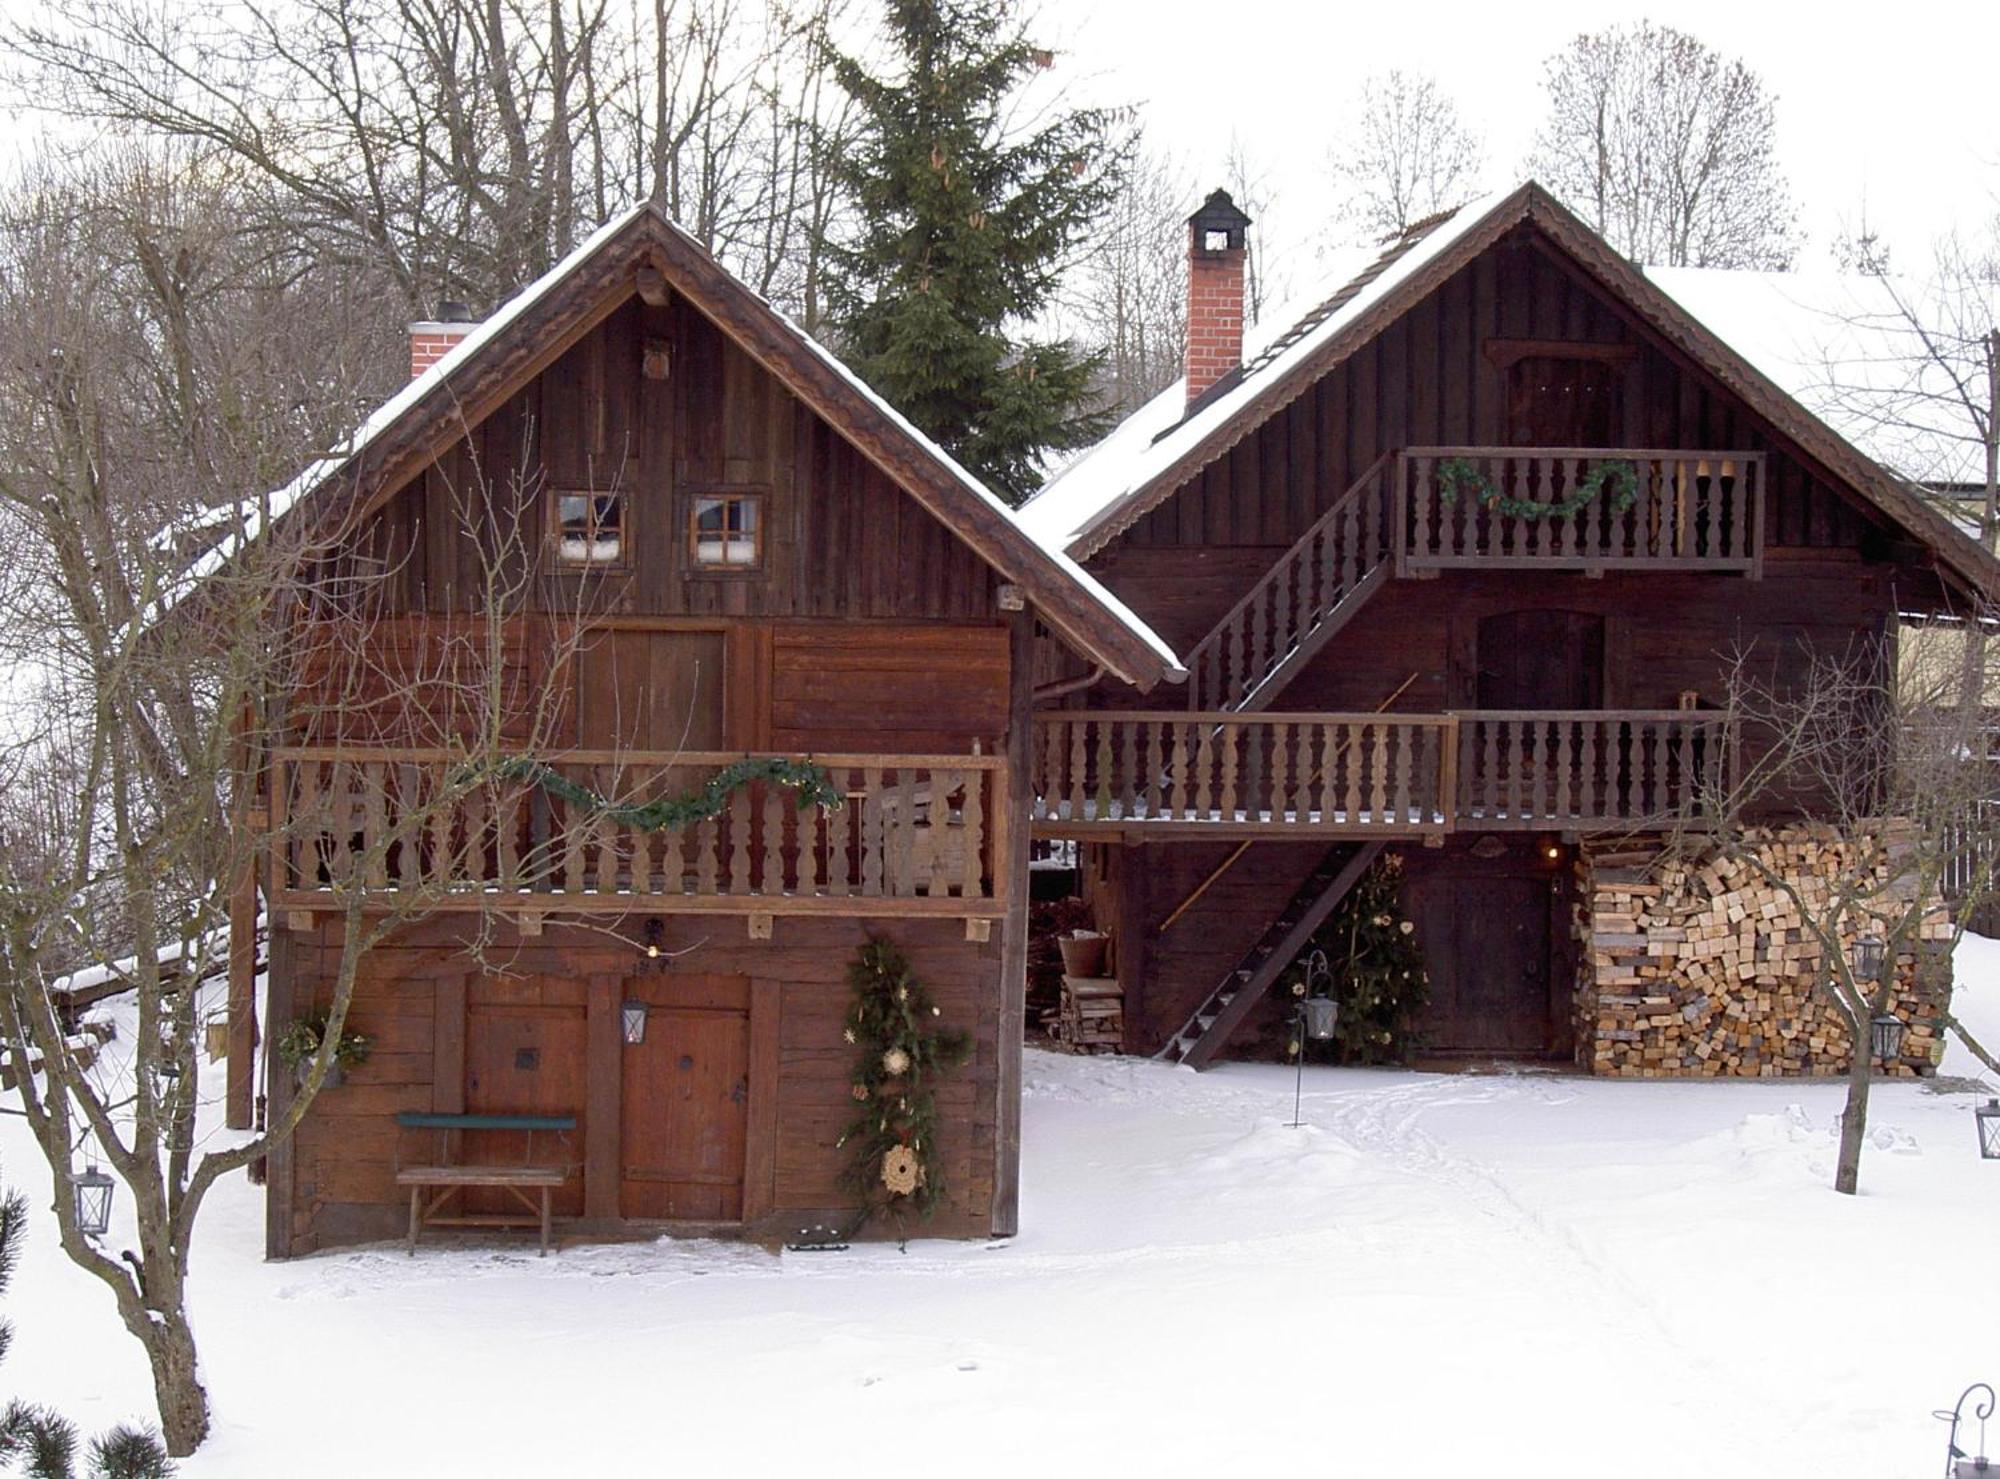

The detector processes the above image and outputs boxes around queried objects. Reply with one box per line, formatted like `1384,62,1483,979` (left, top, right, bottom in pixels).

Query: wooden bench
393,1112,577,1256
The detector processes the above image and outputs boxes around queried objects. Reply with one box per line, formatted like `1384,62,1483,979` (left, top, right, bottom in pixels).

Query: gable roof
199,202,1182,689
1021,183,2000,602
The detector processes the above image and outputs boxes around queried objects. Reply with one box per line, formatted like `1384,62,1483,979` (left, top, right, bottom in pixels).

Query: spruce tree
825,0,1127,504
1281,853,1430,1064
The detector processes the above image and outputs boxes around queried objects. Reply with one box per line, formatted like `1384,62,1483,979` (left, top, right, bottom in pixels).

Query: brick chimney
408,299,478,379
1185,189,1253,407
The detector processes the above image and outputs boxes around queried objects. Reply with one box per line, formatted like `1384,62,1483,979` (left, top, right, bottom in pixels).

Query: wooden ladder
1182,453,1398,715
1156,840,1386,1070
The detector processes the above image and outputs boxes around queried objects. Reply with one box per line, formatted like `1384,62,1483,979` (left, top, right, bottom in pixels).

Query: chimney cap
435,298,476,324
1188,189,1252,254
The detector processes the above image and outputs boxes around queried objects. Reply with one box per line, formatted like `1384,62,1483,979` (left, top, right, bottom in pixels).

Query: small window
689,494,761,570
554,491,624,566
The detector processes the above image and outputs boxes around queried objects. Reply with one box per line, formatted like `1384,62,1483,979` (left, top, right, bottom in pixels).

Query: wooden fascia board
634,229,1174,689
1066,185,1541,562
1520,189,2000,602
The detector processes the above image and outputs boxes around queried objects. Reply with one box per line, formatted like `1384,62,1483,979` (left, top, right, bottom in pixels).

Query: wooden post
991,611,1035,1238
263,923,298,1259
584,974,622,1222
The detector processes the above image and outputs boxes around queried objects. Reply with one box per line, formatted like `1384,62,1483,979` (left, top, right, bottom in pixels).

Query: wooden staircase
1183,453,1396,714
1156,840,1385,1069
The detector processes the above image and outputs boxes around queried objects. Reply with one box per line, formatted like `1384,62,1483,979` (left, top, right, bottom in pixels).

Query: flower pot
1058,931,1107,978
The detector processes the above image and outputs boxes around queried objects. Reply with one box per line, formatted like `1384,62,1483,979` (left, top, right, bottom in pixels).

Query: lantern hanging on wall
1977,1099,2000,1161
74,1164,114,1239
621,1001,649,1045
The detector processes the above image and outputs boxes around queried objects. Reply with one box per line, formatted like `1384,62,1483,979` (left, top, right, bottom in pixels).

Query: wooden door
1477,610,1604,711
1507,355,1620,446
576,629,725,750
464,989,588,1216
1404,868,1556,1056
619,974,751,1221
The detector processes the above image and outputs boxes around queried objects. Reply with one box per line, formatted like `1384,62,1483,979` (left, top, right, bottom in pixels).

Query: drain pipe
1032,664,1104,704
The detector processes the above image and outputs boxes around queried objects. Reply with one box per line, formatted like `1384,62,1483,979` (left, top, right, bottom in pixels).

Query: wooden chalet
1019,183,1998,1072
236,204,1180,1255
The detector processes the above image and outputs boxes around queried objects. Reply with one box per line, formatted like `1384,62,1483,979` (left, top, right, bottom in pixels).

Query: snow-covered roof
1020,198,1501,556
1643,265,1997,491
1021,183,1998,567
177,203,1181,683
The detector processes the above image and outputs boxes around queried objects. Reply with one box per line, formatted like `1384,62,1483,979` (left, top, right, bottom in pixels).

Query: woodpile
1047,975,1124,1052
1578,827,1951,1078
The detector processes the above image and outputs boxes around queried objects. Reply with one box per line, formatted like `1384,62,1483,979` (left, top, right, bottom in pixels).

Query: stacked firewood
1579,827,1951,1077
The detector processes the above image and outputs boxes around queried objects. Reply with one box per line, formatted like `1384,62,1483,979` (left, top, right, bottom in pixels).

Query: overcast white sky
1051,0,1999,283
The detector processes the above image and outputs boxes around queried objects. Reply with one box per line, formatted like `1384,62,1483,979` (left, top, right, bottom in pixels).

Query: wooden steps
1157,840,1385,1070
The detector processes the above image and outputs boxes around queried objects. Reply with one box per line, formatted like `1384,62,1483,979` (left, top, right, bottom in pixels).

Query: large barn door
619,974,751,1221
1476,610,1604,711
464,981,589,1216
1402,840,1569,1058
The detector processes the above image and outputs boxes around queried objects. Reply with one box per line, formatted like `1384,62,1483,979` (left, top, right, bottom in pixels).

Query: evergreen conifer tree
1281,854,1430,1064
825,0,1127,504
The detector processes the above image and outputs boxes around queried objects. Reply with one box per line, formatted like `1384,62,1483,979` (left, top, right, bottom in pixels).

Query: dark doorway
464,990,588,1216
1477,610,1605,711
1402,839,1571,1058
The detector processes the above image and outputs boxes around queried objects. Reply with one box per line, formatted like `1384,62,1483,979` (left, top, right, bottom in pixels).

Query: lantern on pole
1938,1382,1994,1478
74,1164,114,1239
1977,1099,2000,1161
1300,997,1340,1041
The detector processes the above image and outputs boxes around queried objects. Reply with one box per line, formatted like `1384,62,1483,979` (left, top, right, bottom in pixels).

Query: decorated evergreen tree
824,0,1128,504
1280,853,1430,1064
0,1167,174,1478
837,939,971,1234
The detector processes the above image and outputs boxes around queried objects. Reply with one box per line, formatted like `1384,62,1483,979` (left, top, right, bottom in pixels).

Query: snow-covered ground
7,949,2000,1477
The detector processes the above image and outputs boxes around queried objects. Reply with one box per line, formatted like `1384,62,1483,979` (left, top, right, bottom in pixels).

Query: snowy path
9,1032,2000,1475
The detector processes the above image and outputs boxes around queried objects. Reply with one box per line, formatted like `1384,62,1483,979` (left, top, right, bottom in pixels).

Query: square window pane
692,496,759,567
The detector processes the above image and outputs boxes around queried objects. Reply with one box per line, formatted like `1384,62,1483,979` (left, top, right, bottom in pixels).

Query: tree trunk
1834,1030,1872,1195
136,1300,210,1456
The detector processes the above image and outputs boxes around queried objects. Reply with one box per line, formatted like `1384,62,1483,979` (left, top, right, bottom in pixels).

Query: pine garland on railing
480,755,845,832
1435,456,1640,522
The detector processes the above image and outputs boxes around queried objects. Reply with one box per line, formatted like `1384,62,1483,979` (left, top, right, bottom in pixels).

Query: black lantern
641,918,667,965
74,1164,114,1239
1977,1099,2000,1161
1851,934,1886,984
1187,188,1251,256
1301,997,1340,1041
1870,1014,1905,1063
620,1000,648,1045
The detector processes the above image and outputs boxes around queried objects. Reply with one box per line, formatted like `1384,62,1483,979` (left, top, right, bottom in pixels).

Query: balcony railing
269,748,1007,918
1396,448,1764,574
1030,711,1731,837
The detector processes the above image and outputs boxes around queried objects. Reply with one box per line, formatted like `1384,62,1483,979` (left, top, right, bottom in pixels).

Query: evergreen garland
1279,853,1430,1064
823,0,1130,504
1435,456,1639,522
484,756,844,832
836,938,970,1234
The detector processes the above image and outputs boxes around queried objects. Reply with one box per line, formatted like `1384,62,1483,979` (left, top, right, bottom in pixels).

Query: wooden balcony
1030,711,1731,840
1396,447,1764,575
268,748,1008,922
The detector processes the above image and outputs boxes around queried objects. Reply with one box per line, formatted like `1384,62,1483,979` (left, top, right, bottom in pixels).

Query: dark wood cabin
233,205,1176,1254
1022,183,1998,1071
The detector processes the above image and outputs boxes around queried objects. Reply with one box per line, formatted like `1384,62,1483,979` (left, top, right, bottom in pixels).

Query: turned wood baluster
1554,719,1574,822
1367,723,1388,824
1577,720,1598,819
1502,720,1524,820
892,770,918,896
1479,719,1499,818
1142,721,1163,817
827,770,853,895
1217,723,1240,822
1618,722,1639,819
1064,718,1085,820
1526,718,1548,820
1341,722,1363,822
1270,722,1291,825
1649,721,1669,818
1316,722,1337,825
1392,721,1414,825
859,768,884,896
960,769,985,897
760,785,784,894
1169,721,1191,820
693,810,718,895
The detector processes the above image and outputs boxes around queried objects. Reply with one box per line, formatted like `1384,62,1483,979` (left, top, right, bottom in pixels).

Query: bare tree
1530,21,1799,269
1069,143,1192,412
0,153,601,1455
4,0,850,324
1668,634,1997,1196
1325,69,1484,243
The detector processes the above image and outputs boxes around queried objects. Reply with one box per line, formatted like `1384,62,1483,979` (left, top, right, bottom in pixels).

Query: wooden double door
619,973,755,1222
1401,839,1572,1058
